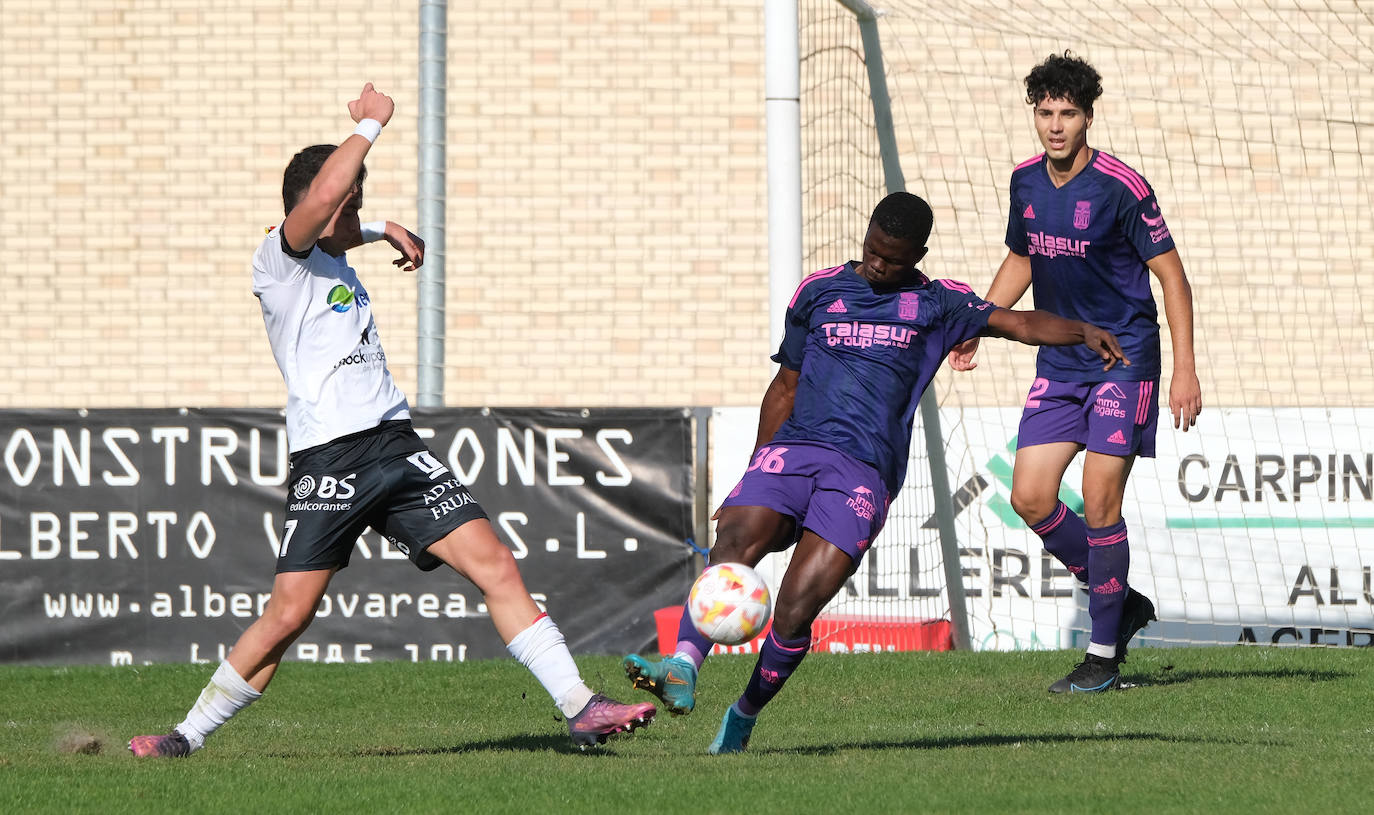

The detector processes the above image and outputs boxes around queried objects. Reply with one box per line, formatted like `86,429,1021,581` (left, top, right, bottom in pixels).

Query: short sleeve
770,269,834,370
770,294,811,370
1005,185,1029,256
252,225,310,288
932,278,997,348
1118,190,1176,262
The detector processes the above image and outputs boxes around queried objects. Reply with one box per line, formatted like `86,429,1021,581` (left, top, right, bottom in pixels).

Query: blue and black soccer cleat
1116,588,1157,662
623,653,698,716
1048,653,1121,694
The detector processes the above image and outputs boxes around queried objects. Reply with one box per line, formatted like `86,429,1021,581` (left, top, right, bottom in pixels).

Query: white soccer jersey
252,225,410,452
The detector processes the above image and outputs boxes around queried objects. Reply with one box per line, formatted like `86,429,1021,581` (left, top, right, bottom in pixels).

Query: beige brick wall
1,0,771,409
1,0,1370,410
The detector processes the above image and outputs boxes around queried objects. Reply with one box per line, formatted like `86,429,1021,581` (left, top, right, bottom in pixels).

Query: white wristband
360,221,387,243
352,118,382,143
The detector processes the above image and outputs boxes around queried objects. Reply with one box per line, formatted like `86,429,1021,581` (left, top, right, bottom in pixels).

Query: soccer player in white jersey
129,83,655,756
949,53,1202,693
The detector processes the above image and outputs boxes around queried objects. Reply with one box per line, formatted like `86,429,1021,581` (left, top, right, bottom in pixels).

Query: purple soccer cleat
128,731,191,758
566,694,656,750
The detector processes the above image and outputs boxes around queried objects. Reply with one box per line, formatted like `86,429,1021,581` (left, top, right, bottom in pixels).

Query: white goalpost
745,0,1374,652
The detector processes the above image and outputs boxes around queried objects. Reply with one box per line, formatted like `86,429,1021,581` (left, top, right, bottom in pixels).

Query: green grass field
2,646,1370,814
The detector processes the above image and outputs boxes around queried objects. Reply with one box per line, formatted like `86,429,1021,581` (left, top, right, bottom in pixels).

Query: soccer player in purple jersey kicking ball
128,83,654,758
624,191,1130,753
948,52,1203,693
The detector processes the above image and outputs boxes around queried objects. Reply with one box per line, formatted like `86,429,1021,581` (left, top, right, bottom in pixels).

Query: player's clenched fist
348,82,394,127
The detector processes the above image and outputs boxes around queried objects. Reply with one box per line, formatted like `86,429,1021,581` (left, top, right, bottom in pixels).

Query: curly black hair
1024,50,1103,115
869,191,933,246
281,144,367,214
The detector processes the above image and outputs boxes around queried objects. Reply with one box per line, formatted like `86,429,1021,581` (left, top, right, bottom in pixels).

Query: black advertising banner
0,409,697,666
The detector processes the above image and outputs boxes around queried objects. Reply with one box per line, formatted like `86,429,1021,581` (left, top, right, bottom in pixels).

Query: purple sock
1087,520,1130,648
736,630,811,717
1031,501,1089,584
674,601,713,670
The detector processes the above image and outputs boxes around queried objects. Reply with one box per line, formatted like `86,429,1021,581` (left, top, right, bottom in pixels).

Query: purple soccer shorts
1016,377,1160,457
719,440,889,563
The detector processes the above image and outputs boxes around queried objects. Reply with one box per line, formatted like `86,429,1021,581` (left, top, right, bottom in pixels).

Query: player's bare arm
712,366,799,522
947,250,1033,371
381,222,425,271
1146,248,1202,430
984,308,1129,371
336,221,424,271
281,83,395,253
753,365,800,450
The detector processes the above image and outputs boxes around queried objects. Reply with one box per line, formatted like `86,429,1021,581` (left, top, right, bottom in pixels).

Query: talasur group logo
327,285,356,313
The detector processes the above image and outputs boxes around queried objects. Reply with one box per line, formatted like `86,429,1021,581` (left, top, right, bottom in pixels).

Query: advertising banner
0,409,697,665
710,406,1374,650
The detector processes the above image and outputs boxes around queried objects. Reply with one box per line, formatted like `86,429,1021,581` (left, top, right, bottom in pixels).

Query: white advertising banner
710,406,1374,650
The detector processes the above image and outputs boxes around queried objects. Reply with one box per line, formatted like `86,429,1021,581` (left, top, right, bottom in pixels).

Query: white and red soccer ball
687,562,773,646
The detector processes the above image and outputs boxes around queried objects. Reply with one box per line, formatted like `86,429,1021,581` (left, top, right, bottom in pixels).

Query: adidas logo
826,298,847,313
1093,577,1124,595
1023,203,1035,219
1107,429,1127,445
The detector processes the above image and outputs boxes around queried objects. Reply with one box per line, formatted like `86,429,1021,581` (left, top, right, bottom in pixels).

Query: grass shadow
1125,666,1354,687
754,729,1281,756
348,732,624,757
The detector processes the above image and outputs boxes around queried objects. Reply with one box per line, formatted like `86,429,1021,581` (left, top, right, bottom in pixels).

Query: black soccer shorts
275,420,487,573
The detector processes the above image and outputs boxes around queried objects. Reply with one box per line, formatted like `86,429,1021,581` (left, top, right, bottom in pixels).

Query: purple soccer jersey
1005,150,1175,382
771,263,995,493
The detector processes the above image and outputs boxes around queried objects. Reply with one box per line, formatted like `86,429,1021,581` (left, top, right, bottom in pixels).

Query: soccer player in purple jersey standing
128,83,654,757
948,52,1203,693
624,192,1130,753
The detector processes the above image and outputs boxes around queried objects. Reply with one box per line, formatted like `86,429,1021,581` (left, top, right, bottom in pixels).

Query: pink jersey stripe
1094,153,1149,200
937,278,973,294
1095,152,1149,189
1088,530,1129,547
1136,381,1153,424
1093,162,1149,201
1013,153,1045,172
1031,502,1068,534
788,265,845,309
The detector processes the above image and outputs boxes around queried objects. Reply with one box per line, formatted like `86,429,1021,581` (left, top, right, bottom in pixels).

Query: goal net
787,0,1374,650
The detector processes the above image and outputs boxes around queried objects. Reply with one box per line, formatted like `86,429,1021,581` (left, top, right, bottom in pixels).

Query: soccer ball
687,562,772,646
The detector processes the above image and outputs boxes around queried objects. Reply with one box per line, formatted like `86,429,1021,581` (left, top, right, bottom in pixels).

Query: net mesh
795,0,1374,649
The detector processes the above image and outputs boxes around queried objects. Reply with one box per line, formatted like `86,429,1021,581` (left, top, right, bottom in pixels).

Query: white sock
1086,641,1118,660
176,661,262,752
506,614,595,718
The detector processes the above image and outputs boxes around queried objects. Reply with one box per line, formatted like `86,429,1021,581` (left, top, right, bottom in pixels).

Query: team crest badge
1073,200,1092,230
898,292,919,320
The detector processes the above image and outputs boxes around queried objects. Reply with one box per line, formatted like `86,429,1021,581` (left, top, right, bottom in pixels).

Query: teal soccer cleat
623,654,698,715
708,705,757,754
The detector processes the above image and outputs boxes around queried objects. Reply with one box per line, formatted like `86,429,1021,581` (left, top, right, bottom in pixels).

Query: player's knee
466,544,525,597
1009,489,1054,525
259,602,315,644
